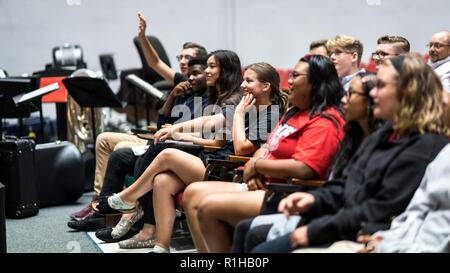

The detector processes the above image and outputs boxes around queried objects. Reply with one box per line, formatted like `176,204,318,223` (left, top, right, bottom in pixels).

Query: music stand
0,77,40,141
12,83,60,142
62,77,123,144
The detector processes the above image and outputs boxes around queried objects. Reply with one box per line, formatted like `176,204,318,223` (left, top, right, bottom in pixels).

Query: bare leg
153,172,186,249
197,191,265,252
183,181,241,252
135,223,156,240
118,148,205,204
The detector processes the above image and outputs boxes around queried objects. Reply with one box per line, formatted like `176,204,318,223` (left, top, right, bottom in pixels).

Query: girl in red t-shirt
184,54,346,252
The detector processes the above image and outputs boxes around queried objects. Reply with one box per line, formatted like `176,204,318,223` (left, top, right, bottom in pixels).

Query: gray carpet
5,192,101,253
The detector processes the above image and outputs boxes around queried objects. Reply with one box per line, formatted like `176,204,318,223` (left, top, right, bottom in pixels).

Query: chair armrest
146,126,158,133
203,159,246,181
205,159,245,169
288,178,325,187
265,182,306,193
131,128,154,140
227,155,251,163
203,145,222,152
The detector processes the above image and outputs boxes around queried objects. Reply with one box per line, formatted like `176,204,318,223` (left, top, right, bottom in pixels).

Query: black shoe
95,226,140,243
67,211,106,232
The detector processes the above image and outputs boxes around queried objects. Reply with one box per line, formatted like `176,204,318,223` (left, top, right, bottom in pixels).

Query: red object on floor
40,76,68,103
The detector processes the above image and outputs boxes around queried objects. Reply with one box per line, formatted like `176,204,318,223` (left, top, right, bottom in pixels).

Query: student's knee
197,195,222,222
152,174,167,192
183,182,204,209
158,148,178,161
113,141,130,151
96,132,109,148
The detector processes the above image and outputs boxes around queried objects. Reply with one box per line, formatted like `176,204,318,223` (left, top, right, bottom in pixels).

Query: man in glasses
427,31,450,92
372,35,410,71
138,12,207,86
327,35,365,93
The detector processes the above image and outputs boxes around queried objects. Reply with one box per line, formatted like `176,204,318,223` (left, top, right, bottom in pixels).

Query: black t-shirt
174,72,185,86
200,105,280,164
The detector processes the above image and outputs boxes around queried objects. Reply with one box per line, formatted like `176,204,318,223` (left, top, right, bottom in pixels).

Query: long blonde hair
383,54,450,136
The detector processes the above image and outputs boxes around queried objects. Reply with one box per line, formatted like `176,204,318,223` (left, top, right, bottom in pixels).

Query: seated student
309,39,329,57
327,35,365,93
231,73,382,253
372,35,410,71
68,57,210,231
183,54,346,253
247,54,449,253
96,50,243,248
69,12,207,221
145,62,288,253
358,92,450,253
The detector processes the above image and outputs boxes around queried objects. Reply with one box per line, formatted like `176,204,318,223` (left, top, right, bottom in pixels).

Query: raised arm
137,12,176,84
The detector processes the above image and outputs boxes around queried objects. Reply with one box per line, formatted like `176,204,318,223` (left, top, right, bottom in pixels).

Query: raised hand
137,12,147,38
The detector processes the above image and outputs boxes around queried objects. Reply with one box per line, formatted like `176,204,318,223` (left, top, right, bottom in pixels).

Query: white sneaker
151,245,170,253
107,194,136,211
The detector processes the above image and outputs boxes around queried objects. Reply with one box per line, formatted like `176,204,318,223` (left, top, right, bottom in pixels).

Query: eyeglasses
176,54,194,62
346,89,368,99
371,51,399,60
426,42,450,49
288,71,308,80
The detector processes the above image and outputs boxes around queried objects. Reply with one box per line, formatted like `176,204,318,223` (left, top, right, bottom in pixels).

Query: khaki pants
94,132,147,195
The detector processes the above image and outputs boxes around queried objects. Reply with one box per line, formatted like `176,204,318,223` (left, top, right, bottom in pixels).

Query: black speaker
35,141,85,207
0,182,6,253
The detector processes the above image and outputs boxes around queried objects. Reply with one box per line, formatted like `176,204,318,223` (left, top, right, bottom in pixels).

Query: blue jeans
251,233,293,253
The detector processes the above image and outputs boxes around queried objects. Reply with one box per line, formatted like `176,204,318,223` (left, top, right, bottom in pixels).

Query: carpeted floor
5,192,101,253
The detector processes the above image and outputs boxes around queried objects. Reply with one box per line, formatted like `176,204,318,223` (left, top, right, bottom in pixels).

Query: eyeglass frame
371,51,400,60
288,71,308,80
176,54,194,62
426,42,450,50
346,89,369,99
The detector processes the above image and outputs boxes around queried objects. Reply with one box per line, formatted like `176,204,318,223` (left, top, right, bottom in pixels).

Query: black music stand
12,83,60,142
0,77,40,141
62,77,123,144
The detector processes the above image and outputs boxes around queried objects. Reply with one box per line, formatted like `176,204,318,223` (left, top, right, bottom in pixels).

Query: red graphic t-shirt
262,107,345,181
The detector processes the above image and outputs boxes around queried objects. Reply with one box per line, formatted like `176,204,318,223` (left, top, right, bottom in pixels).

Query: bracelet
253,157,263,175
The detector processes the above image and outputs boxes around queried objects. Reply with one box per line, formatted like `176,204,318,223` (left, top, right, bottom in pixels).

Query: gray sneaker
111,206,144,239
118,234,156,249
